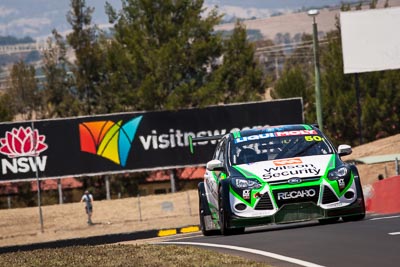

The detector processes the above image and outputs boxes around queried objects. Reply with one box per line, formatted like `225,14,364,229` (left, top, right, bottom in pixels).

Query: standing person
81,190,94,225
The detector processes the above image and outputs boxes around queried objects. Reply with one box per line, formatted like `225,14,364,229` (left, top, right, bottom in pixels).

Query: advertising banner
341,7,400,74
0,98,303,182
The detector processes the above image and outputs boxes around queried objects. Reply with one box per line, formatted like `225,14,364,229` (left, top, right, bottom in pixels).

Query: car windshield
230,132,334,165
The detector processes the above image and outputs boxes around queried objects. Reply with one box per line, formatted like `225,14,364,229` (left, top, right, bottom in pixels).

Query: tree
105,0,224,111
67,0,107,115
7,61,41,120
270,34,315,123
0,93,14,121
42,30,80,118
362,70,400,140
196,21,265,106
272,66,308,99
105,1,266,110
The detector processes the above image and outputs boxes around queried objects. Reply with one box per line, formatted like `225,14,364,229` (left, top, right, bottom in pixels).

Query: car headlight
327,166,350,181
231,178,262,189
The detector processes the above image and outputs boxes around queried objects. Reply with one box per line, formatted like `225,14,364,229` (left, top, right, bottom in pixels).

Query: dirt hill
215,0,400,41
342,134,400,185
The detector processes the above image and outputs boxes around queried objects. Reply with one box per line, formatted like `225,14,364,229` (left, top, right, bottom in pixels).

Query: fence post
57,179,63,204
105,176,111,200
7,195,11,209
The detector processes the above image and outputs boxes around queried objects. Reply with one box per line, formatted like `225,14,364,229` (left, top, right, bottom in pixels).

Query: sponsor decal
273,158,302,166
263,163,321,179
288,177,302,184
275,130,317,137
277,188,317,200
327,202,346,208
140,125,270,149
338,178,346,189
233,130,317,144
205,175,218,200
139,128,226,149
0,127,48,175
79,116,142,167
243,189,250,199
234,132,275,143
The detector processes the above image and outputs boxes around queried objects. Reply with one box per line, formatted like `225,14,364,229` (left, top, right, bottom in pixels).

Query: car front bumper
228,197,365,228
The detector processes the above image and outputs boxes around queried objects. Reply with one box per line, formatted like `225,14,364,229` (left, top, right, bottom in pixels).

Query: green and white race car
191,124,365,236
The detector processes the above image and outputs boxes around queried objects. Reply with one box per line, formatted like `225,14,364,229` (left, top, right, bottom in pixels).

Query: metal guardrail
0,43,49,55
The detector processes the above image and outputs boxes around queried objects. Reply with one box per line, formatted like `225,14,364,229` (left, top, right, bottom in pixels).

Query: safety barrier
365,175,400,214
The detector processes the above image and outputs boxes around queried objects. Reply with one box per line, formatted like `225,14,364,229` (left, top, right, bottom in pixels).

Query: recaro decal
277,188,317,200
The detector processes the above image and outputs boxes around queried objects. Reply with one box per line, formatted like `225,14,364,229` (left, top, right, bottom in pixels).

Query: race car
190,124,365,236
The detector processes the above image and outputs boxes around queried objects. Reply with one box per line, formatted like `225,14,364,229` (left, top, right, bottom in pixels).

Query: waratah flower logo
0,127,48,158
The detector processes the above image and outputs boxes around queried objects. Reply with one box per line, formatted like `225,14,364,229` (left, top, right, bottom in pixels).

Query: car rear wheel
198,182,218,236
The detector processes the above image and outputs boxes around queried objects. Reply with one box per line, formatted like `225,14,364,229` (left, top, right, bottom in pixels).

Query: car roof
230,124,319,139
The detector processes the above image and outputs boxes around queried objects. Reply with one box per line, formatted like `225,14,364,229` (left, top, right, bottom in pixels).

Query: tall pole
309,10,323,129
354,73,363,144
32,122,44,233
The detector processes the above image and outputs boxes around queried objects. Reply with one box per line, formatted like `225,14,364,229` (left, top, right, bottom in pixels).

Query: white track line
368,216,400,236
388,232,400,235
160,241,325,267
370,215,400,221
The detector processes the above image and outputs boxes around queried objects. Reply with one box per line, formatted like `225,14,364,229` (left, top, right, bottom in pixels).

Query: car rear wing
188,135,224,154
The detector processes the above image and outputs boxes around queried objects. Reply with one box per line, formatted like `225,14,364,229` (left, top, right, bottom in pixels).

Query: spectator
378,174,384,181
81,190,94,225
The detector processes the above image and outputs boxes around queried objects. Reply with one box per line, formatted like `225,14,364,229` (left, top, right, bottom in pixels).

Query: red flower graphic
0,127,48,158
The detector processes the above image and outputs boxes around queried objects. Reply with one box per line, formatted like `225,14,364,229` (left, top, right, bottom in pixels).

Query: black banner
0,98,303,182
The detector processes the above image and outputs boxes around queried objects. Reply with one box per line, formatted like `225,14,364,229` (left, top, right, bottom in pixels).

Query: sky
0,0,355,39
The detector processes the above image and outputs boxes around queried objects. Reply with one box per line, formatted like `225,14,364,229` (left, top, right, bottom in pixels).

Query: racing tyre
218,181,245,235
198,182,218,236
342,168,366,222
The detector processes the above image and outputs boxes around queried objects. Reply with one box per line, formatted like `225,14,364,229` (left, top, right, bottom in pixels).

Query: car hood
234,155,333,182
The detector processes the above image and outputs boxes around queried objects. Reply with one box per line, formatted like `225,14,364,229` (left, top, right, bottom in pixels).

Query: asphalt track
162,214,400,267
1,214,400,267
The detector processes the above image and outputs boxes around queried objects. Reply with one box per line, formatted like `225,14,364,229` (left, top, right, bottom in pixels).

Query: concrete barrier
365,175,400,214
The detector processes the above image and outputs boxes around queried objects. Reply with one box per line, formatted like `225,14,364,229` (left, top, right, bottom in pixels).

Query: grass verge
0,244,271,267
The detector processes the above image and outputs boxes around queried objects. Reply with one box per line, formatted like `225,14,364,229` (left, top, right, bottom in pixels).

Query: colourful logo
273,158,303,166
79,116,143,167
0,126,48,158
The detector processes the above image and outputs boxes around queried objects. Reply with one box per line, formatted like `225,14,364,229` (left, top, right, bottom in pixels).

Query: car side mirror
338,144,352,156
206,159,224,171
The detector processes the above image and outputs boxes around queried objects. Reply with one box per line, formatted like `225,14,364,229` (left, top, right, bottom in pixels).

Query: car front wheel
218,181,244,235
